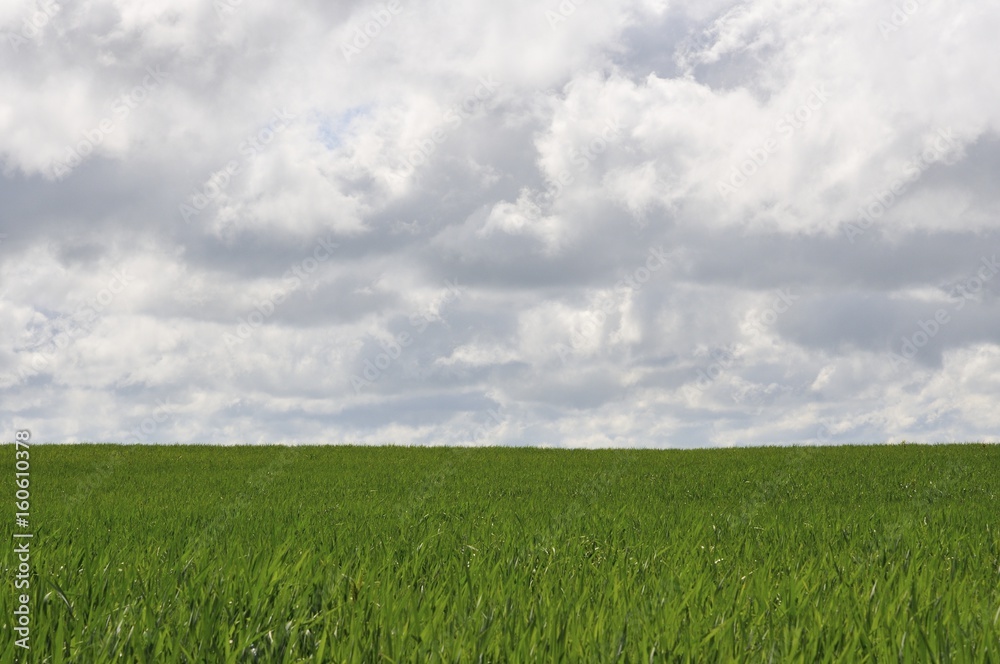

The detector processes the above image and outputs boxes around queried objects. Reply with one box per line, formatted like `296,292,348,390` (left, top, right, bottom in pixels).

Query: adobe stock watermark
6,0,59,52
683,288,799,406
728,378,784,415
10,267,134,385
541,117,622,203
12,429,32,651
223,235,339,348
741,288,798,338
47,66,168,180
727,289,799,413
123,399,176,443
717,86,829,199
388,76,501,181
179,108,296,224
682,345,743,403
630,213,651,235
555,246,668,363
814,419,839,444
214,0,246,19
342,1,404,63
888,254,999,370
351,278,463,393
845,128,960,243
469,406,505,445
545,0,588,30
878,0,923,39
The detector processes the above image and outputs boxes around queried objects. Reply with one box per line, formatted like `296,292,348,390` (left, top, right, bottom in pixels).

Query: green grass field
2,443,999,662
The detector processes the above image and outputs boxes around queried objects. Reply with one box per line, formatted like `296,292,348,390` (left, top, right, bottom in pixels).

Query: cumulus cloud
2,0,998,446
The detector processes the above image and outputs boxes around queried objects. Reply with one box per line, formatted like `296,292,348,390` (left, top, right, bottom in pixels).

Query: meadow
2,443,999,662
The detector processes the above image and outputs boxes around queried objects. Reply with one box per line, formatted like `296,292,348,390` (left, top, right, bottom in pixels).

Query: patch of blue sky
315,105,371,150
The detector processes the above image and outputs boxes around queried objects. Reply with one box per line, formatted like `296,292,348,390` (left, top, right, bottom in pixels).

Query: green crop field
2,443,999,662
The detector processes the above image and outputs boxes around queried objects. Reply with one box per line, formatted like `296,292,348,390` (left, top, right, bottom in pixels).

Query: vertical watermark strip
13,429,33,651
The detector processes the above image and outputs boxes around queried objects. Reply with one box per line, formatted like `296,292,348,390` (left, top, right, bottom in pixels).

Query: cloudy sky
2,0,998,447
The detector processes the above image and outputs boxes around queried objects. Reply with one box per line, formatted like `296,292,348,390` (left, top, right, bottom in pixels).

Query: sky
1,0,998,447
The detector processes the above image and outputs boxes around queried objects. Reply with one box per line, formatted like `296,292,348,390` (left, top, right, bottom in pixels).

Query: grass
2,443,999,662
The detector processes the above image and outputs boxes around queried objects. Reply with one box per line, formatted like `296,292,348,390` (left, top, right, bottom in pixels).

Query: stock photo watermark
542,117,621,203
351,278,464,393
214,0,247,19
679,287,800,408
545,0,589,30
878,0,924,39
742,288,798,338
6,1,59,52
388,76,501,180
729,288,801,412
845,127,959,243
469,407,505,445
729,377,786,415
342,1,404,62
59,400,178,519
223,234,339,347
10,267,134,385
555,245,668,363
47,66,168,180
717,86,829,199
682,345,742,403
12,429,33,651
179,108,296,224
123,399,176,443
887,254,999,370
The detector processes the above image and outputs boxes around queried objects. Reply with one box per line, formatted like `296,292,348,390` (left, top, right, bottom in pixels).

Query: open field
2,443,999,662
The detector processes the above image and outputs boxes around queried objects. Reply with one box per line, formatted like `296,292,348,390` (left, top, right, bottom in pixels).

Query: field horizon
18,439,998,449
4,442,999,661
